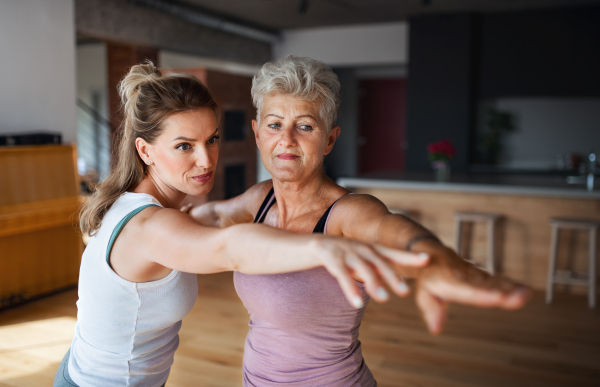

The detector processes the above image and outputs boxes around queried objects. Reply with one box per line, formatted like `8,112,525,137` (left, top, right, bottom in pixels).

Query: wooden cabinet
0,145,82,308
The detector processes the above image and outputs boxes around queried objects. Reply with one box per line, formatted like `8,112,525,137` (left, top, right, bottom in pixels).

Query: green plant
479,108,516,164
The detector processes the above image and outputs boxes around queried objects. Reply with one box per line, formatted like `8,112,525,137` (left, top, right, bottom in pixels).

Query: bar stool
454,212,501,274
546,218,598,308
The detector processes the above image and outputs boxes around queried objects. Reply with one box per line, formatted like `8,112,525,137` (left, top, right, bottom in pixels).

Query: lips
192,171,213,183
277,153,299,160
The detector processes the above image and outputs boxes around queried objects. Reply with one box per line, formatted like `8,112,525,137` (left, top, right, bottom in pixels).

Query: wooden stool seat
546,218,598,308
454,212,501,274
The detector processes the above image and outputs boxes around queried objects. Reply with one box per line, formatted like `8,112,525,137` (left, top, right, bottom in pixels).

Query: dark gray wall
325,68,359,180
406,13,476,172
405,6,600,172
480,7,600,98
75,0,271,65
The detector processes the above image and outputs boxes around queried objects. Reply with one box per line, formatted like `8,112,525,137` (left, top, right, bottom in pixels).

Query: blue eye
299,125,313,131
176,143,191,151
207,135,220,145
268,123,281,129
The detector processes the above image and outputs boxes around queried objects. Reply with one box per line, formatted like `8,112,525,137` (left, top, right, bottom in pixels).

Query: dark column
406,14,477,172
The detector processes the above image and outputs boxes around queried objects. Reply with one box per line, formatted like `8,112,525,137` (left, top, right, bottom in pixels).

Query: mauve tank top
234,188,376,387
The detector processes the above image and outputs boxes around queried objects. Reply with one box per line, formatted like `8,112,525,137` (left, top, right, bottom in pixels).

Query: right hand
308,236,430,308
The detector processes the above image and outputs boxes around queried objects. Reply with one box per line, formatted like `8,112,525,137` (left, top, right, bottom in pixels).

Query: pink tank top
234,189,376,386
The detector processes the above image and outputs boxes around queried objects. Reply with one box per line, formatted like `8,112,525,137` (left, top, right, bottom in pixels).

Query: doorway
358,78,407,175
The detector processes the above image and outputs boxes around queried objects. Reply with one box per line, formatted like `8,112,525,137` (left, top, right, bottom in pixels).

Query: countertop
337,172,600,199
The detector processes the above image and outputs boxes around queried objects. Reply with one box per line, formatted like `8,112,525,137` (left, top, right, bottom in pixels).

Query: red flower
427,139,456,161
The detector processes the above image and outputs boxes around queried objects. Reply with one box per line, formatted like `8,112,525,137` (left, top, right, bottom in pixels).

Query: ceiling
178,0,600,30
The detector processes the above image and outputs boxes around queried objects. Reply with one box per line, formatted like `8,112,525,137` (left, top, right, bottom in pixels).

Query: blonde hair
251,55,341,129
79,62,218,235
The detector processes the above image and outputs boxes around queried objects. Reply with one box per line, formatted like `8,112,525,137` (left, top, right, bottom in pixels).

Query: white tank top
69,192,198,386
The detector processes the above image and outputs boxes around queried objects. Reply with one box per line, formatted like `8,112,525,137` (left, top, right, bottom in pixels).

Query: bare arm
328,194,532,334
115,206,429,307
184,180,272,228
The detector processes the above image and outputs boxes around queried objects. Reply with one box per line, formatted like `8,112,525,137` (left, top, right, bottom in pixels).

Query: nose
278,126,297,147
194,145,214,170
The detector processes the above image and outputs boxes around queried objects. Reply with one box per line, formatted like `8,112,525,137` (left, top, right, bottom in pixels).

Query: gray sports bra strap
106,204,160,268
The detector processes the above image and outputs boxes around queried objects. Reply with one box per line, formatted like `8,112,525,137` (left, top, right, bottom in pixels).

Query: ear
323,126,341,156
252,119,260,146
135,137,152,165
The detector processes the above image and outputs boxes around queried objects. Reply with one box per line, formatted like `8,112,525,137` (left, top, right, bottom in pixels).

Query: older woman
187,56,531,386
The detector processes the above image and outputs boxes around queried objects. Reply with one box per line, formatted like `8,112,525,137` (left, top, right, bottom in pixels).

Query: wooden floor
1,272,599,387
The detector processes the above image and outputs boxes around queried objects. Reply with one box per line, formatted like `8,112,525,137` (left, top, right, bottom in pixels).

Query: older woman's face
252,93,340,183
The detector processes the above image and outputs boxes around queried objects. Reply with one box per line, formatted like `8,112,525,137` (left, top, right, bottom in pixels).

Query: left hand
403,245,532,334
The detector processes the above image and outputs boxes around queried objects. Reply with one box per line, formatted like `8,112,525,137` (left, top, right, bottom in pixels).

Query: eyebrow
171,128,219,142
263,114,317,121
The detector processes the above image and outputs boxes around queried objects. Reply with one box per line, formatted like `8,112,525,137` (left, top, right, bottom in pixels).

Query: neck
271,168,332,227
133,170,186,209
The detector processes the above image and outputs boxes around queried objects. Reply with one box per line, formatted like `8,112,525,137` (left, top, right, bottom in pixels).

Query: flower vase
431,160,451,182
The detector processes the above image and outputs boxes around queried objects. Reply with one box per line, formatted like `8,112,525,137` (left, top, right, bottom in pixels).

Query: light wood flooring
0,272,599,387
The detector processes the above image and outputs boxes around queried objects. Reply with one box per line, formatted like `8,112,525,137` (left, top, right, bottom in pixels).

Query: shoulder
334,193,389,215
327,193,390,239
240,180,274,217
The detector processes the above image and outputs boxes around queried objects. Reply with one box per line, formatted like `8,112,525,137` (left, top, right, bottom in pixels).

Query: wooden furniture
454,212,501,274
546,218,599,308
0,145,82,309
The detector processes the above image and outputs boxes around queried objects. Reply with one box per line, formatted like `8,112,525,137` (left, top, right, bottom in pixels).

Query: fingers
180,203,193,214
416,287,447,335
354,245,411,297
426,264,532,310
345,254,390,303
373,244,430,267
325,259,366,309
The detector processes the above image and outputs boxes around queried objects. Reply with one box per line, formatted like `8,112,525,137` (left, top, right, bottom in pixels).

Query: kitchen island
338,173,600,292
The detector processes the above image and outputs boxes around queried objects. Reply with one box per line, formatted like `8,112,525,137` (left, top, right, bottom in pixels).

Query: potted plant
428,139,455,182
478,108,516,165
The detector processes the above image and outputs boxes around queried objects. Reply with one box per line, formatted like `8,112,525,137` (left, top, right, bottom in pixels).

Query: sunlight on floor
0,317,76,384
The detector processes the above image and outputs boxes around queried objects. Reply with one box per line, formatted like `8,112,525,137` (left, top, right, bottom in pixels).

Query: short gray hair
251,56,341,129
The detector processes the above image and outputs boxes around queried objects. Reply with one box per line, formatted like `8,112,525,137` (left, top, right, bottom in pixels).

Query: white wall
273,22,409,67
0,0,77,143
482,98,600,169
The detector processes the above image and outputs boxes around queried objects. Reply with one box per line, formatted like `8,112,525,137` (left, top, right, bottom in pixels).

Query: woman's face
253,93,340,183
138,107,219,196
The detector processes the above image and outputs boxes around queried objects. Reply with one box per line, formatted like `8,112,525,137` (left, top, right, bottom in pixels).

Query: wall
406,13,476,172
0,0,76,143
273,22,408,67
481,98,600,169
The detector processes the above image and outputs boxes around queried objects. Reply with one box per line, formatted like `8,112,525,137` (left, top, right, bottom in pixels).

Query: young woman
53,63,428,387
186,56,532,386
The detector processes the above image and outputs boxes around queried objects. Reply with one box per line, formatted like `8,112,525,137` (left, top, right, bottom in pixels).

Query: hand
308,237,430,308
410,246,532,334
180,203,193,214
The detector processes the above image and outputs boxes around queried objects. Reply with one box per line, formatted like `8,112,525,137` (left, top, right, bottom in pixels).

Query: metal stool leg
546,224,559,304
589,226,597,308
454,218,463,257
486,218,496,275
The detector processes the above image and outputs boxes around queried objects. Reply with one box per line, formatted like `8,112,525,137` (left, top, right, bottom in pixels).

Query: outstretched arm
183,180,272,228
328,194,532,334
120,205,429,308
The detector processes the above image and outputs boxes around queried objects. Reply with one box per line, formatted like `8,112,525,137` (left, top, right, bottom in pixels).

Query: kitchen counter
337,172,600,199
336,172,600,293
